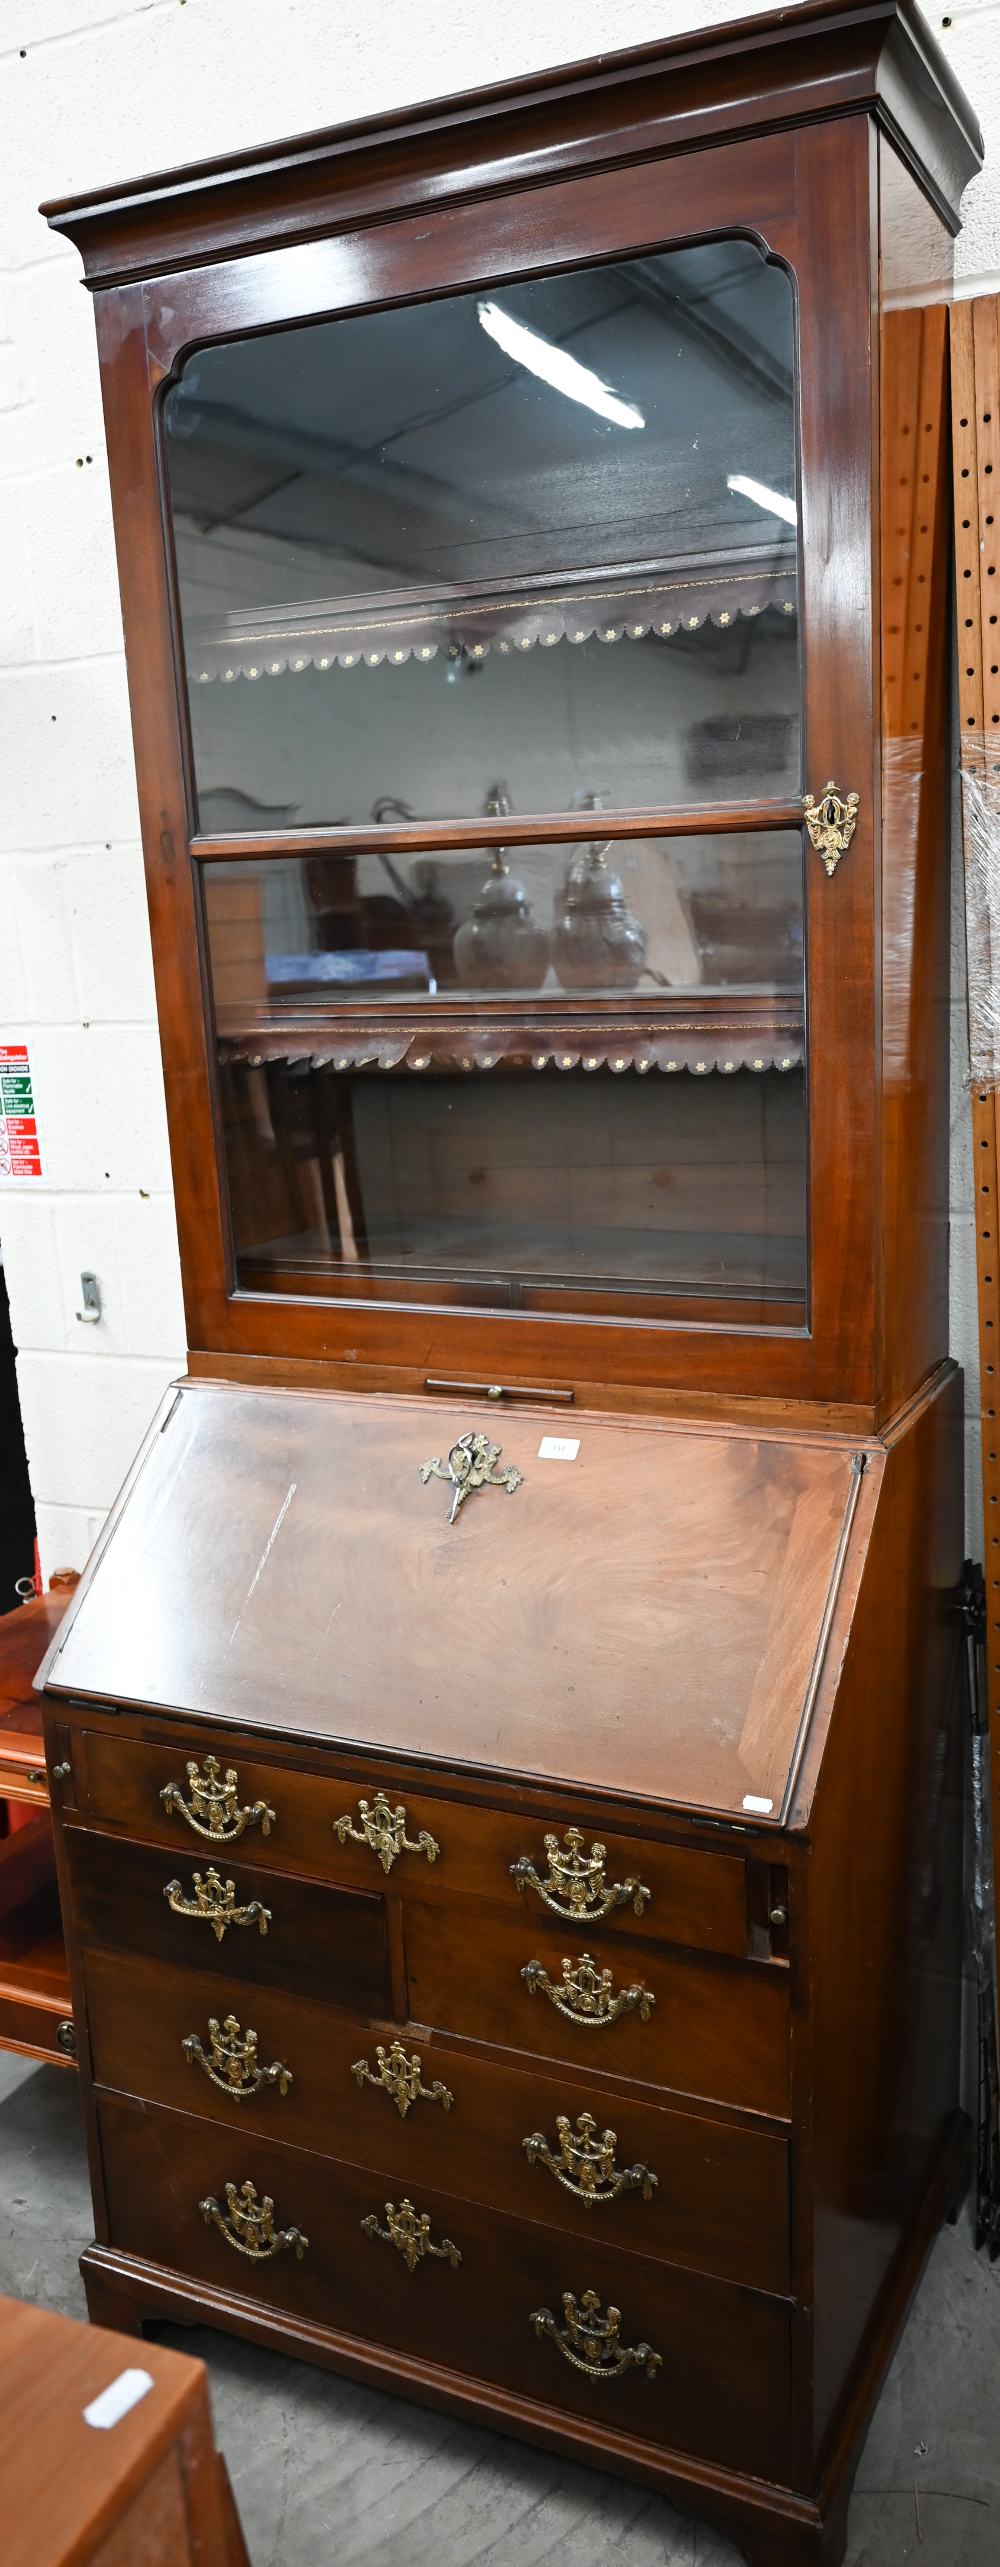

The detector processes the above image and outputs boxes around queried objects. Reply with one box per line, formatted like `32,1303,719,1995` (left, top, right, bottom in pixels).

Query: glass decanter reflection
553,793,646,992
453,786,551,992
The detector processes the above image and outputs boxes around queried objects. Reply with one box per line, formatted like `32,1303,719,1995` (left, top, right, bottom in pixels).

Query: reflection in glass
203,831,807,1321
164,241,799,829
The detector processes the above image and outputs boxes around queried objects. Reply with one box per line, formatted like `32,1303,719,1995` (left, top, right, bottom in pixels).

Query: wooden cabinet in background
36,7,982,2562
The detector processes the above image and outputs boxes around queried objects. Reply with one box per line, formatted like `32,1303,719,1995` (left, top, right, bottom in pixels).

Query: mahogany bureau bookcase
36,6,982,2561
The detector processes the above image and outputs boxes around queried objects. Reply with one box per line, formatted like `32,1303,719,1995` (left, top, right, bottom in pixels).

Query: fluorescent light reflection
727,472,798,527
478,299,644,430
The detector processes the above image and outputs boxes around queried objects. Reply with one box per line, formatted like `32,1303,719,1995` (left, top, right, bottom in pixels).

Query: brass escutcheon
360,2197,462,2272
334,1792,439,1876
352,2040,453,2120
420,1428,522,1524
802,780,860,877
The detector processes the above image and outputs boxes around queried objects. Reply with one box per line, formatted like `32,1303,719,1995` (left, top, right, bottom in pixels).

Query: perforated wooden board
952,298,1000,1827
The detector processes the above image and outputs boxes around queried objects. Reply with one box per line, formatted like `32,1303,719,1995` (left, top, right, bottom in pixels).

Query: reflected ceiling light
477,299,644,430
726,472,798,527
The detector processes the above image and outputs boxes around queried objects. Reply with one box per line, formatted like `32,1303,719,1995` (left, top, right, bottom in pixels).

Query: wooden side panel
878,141,955,1420
807,1367,965,2454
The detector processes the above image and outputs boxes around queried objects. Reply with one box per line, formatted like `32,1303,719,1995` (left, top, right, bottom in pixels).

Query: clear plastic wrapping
961,736,1000,1088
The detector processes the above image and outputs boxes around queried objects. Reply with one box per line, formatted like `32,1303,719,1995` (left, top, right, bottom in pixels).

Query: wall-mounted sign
0,1044,42,1179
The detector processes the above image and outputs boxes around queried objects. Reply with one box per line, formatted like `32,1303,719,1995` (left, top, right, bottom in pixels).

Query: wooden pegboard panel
952,297,1000,1825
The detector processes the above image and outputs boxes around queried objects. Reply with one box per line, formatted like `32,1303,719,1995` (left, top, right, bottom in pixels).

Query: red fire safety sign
0,1045,42,1179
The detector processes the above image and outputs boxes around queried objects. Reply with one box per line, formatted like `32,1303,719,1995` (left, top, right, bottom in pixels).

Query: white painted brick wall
0,0,997,1581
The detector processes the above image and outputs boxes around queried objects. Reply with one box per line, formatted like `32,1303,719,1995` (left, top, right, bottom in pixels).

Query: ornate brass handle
531,2288,661,2382
522,1951,655,2028
352,2040,453,2120
802,780,860,877
199,2178,307,2261
523,2112,657,2206
164,1867,271,1943
161,1752,275,1843
361,2197,462,2271
334,1792,439,1876
511,1827,650,1922
184,2014,292,2101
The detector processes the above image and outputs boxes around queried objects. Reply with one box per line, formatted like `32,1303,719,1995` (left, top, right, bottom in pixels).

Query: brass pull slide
161,1752,275,1843
199,2178,307,2261
531,2288,662,2383
522,1951,654,2028
524,2112,657,2206
511,1826,650,1921
184,2014,292,2101
334,1792,439,1876
164,1867,271,1942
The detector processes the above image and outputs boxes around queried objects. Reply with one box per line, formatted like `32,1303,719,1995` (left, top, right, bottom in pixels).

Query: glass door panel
164,239,799,831
203,829,807,1323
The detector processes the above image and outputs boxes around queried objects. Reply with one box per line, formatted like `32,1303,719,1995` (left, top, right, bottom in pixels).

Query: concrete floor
1,2054,997,2567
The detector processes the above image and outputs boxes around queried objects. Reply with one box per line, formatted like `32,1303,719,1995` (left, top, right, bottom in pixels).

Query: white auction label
537,1436,580,1461
742,1794,774,1815
83,2368,155,2430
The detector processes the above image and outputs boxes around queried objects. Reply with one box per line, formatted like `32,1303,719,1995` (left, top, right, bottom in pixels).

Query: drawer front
72,1729,750,1958
96,2092,794,2484
406,1900,790,2119
66,1829,390,2017
82,1949,790,2294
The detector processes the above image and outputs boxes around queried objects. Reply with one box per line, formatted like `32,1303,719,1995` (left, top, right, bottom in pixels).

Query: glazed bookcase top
43,0,982,277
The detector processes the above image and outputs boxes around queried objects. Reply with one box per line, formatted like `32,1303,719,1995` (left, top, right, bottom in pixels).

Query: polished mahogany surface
35,11,978,2566
43,1381,862,1819
0,2292,248,2567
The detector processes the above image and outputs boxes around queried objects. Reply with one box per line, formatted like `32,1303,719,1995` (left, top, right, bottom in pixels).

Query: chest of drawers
37,1369,966,2567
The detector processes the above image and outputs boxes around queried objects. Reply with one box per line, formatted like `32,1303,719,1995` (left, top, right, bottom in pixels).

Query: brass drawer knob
361,2197,462,2272
199,2177,307,2261
352,2040,453,2120
531,2287,662,2382
161,1753,275,1844
334,1791,439,1876
164,1866,271,1942
511,1826,650,1922
524,2111,657,2206
522,1951,655,2029
184,2014,292,2100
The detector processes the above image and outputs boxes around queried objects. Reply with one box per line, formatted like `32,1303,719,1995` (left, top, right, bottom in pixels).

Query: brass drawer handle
522,1951,654,2028
352,2040,453,2119
199,2178,307,2261
164,1867,271,1942
524,2112,657,2207
531,2288,662,2383
161,1753,275,1844
361,2197,462,2272
511,1827,650,1922
184,2014,292,2101
334,1791,439,1876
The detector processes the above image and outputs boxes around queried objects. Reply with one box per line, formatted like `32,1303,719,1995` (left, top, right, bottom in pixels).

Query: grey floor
1,2054,997,2566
